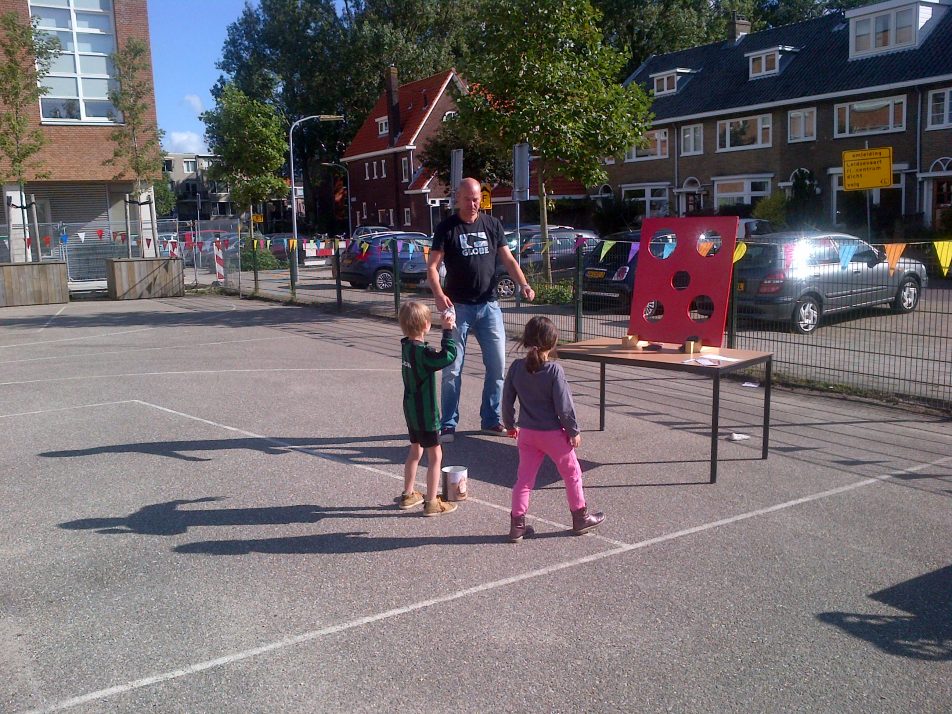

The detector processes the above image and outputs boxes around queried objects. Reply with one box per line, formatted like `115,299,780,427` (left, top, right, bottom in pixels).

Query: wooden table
557,338,773,483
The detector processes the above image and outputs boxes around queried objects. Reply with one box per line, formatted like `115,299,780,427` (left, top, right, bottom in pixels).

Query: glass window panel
42,75,78,96
836,106,847,133
765,53,776,71
81,77,112,98
751,181,769,192
804,109,815,137
751,56,762,74
896,9,914,44
78,54,111,74
40,97,80,119
50,52,75,73
930,93,945,125
790,113,803,139
850,100,889,132
761,118,771,143
730,119,757,146
74,32,114,53
84,100,118,119
74,0,113,9
32,7,70,29
893,99,904,128
855,18,871,51
32,0,69,6
74,12,111,32
718,124,727,149
718,180,744,193
874,14,890,47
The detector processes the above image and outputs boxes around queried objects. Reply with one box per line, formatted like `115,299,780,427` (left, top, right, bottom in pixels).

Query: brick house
606,2,952,236
342,68,464,235
0,0,159,261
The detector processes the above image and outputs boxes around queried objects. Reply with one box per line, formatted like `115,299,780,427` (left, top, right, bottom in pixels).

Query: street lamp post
289,114,344,294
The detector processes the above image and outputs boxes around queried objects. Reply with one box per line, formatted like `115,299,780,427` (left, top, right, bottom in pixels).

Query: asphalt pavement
1,294,950,713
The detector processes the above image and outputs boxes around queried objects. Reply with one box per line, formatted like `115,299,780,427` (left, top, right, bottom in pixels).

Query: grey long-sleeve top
502,358,580,436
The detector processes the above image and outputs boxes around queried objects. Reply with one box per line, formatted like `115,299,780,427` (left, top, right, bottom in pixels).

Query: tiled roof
343,70,459,159
627,10,952,121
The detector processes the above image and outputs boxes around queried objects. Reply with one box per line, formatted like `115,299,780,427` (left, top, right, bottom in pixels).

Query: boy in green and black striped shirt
399,301,459,516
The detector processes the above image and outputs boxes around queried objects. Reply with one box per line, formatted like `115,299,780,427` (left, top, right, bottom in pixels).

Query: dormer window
649,68,694,97
748,51,778,78
848,1,939,59
376,117,389,135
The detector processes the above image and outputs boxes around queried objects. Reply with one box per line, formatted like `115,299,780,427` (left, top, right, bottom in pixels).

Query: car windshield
739,243,779,268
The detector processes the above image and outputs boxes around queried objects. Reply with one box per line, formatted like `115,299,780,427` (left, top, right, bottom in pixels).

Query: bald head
456,178,481,223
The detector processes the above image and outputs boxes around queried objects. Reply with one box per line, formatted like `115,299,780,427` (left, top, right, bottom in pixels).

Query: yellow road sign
252,213,264,223
480,184,492,210
842,147,893,191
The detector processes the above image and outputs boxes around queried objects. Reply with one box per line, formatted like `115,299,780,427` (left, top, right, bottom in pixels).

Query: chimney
728,12,751,42
385,65,401,147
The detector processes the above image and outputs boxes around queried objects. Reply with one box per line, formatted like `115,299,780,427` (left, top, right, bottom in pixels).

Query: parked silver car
734,231,928,334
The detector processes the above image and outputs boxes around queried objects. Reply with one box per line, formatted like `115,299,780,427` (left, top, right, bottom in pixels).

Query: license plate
737,280,746,292
586,269,606,279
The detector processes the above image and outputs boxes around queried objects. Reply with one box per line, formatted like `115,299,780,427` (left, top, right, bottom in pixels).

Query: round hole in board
672,270,690,291
644,299,664,322
689,295,714,322
649,230,677,259
696,231,722,258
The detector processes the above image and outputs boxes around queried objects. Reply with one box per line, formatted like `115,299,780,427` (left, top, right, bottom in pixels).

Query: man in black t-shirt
427,177,536,441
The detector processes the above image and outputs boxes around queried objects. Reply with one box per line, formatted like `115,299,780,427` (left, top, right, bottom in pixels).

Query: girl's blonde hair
517,316,559,373
399,300,431,336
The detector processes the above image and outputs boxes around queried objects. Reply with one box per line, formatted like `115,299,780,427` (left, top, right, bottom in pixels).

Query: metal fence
210,234,951,413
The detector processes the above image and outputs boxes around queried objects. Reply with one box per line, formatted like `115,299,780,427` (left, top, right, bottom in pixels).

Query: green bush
752,192,787,228
532,279,574,305
240,247,279,271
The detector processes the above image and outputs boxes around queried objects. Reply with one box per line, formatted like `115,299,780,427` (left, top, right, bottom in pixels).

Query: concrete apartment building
342,68,464,235
608,2,952,235
0,0,159,261
163,153,234,222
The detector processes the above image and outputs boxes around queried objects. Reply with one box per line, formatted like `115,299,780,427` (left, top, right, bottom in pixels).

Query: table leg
710,371,720,484
762,357,772,460
599,362,606,431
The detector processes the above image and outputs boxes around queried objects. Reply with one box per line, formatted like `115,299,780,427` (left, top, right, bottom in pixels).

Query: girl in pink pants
501,316,605,542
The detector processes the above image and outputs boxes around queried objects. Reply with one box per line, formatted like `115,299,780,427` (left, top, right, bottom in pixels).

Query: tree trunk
538,160,552,284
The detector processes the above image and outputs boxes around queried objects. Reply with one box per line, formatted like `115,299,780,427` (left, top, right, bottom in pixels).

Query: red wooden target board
627,217,739,348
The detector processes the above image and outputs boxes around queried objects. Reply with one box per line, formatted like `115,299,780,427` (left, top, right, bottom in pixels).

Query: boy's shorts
408,428,440,448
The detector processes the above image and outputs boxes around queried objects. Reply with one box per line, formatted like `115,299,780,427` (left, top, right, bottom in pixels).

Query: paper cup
441,465,468,501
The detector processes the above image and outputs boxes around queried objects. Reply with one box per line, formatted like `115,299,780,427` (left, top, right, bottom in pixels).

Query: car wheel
374,269,394,291
891,277,920,313
497,276,516,299
791,296,820,334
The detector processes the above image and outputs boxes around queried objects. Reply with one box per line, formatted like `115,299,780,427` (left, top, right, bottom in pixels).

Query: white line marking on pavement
0,335,295,365
0,368,398,387
29,448,952,713
36,305,68,331
0,400,134,419
0,327,154,348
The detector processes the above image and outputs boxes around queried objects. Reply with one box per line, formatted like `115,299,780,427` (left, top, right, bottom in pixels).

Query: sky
147,0,251,154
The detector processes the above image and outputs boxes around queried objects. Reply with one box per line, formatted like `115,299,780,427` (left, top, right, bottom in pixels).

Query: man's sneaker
439,427,455,443
423,497,458,516
398,491,424,510
481,424,508,436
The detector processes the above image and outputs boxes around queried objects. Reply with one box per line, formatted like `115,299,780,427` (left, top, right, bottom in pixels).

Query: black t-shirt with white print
431,212,504,304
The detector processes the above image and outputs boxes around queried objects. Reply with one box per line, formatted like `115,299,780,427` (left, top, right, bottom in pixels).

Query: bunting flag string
883,243,906,277
627,242,640,263
42,235,51,247
733,242,747,263
599,240,616,261
935,240,952,277
697,240,714,257
782,243,795,268
407,241,414,256
25,237,32,249
661,242,676,259
838,242,858,269
78,231,86,243
96,229,104,240
60,232,68,244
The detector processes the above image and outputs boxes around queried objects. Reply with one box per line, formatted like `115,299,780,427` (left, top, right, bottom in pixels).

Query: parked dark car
580,230,642,311
734,231,928,334
337,232,431,290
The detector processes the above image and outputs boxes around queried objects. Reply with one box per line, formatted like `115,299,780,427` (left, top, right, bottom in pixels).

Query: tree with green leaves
202,83,286,243
152,176,176,217
107,37,165,257
0,11,58,262
458,0,653,281
419,112,512,188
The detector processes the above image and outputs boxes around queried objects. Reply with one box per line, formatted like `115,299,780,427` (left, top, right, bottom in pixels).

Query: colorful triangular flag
935,240,952,277
883,243,905,277
838,242,858,269
733,242,747,263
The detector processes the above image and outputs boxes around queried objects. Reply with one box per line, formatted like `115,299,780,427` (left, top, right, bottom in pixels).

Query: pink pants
511,427,586,517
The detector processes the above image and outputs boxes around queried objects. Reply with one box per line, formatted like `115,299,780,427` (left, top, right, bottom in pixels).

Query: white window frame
403,207,411,226
834,95,905,137
748,50,778,79
362,202,367,219
162,159,173,172
380,160,386,178
713,175,772,208
787,108,816,143
378,209,387,224
376,117,388,135
401,157,410,182
625,129,668,161
653,73,677,96
388,208,394,226
680,124,703,156
183,159,197,173
372,162,378,179
620,184,669,217
927,87,952,129
716,114,772,152
850,5,917,57
364,163,370,180
30,0,119,124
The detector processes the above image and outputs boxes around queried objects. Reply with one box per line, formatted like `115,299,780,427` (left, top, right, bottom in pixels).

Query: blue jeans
441,300,506,430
